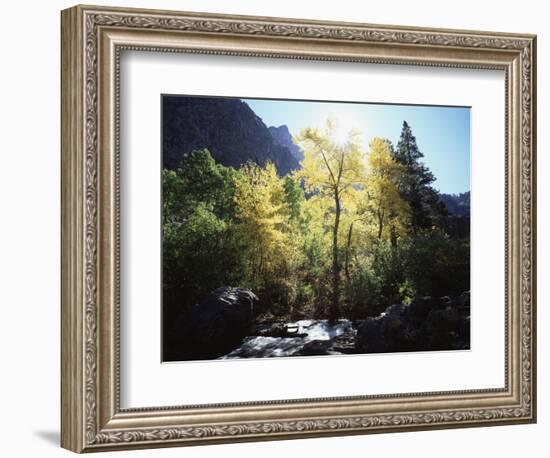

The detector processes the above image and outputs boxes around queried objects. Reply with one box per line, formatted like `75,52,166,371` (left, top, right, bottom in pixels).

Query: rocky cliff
268,125,304,162
162,96,300,175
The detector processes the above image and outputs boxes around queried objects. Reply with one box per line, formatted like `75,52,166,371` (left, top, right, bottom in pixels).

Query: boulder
425,307,460,349
355,292,470,354
171,287,258,360
385,303,409,318
355,317,387,353
298,340,333,356
408,296,435,318
331,329,358,354
409,296,449,318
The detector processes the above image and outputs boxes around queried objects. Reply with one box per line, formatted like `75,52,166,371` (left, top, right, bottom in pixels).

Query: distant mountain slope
162,96,300,175
439,191,470,217
268,125,304,162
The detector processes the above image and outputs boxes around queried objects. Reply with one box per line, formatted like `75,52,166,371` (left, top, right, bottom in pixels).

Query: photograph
58,4,536,452
161,95,471,362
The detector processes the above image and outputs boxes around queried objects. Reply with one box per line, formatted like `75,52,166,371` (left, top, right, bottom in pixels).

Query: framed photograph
61,4,537,453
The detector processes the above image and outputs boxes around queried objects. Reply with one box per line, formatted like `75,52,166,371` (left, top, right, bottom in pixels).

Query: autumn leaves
162,117,469,324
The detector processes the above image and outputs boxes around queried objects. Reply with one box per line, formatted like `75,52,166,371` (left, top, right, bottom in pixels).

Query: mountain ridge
439,191,470,217
268,125,304,162
162,96,300,175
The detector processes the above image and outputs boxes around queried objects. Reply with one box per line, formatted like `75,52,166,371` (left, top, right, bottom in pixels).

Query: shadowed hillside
162,96,300,175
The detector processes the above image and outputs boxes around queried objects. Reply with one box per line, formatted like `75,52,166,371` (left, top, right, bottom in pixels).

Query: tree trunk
390,223,398,248
377,210,384,240
331,194,341,323
344,222,354,281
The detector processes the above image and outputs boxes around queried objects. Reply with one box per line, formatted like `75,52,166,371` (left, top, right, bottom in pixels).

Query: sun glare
329,110,363,146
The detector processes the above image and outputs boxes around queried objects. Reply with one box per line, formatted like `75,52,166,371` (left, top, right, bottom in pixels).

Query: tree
393,121,446,232
234,161,287,288
294,117,366,321
161,150,244,337
283,175,305,223
164,148,239,223
364,137,409,243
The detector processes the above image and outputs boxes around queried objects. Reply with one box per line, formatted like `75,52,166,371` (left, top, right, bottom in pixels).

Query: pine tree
393,121,447,232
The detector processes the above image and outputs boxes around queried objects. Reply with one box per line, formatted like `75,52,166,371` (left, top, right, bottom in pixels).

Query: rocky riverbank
355,292,470,353
220,319,356,359
165,286,470,361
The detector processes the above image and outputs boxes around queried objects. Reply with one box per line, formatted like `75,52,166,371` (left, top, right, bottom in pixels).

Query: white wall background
0,0,545,456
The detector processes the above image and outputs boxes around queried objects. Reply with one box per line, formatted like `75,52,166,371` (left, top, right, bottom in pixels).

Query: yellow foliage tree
294,117,366,320
363,137,410,243
234,161,287,287
338,186,369,281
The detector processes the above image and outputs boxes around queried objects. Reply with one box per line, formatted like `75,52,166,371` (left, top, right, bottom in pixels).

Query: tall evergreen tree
393,121,447,232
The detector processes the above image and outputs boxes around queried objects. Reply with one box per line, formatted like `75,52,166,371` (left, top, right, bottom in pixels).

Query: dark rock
162,96,300,175
408,296,435,318
268,125,304,162
385,303,409,318
355,293,470,354
298,340,332,356
331,329,358,354
425,307,460,349
355,317,386,353
409,296,451,318
170,287,258,360
250,321,285,336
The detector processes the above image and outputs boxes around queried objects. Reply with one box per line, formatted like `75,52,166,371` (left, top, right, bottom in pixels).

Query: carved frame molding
61,4,536,453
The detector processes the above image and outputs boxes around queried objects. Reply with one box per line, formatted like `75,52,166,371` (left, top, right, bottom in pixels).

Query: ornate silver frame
61,4,537,453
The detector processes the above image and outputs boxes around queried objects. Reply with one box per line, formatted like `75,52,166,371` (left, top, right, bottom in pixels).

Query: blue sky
244,98,470,195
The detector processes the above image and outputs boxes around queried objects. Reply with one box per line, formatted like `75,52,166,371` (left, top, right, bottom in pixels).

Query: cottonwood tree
234,161,288,288
295,118,366,321
364,137,410,244
340,138,409,281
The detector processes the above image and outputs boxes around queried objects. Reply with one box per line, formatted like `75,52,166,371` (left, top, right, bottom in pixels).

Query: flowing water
219,319,355,359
